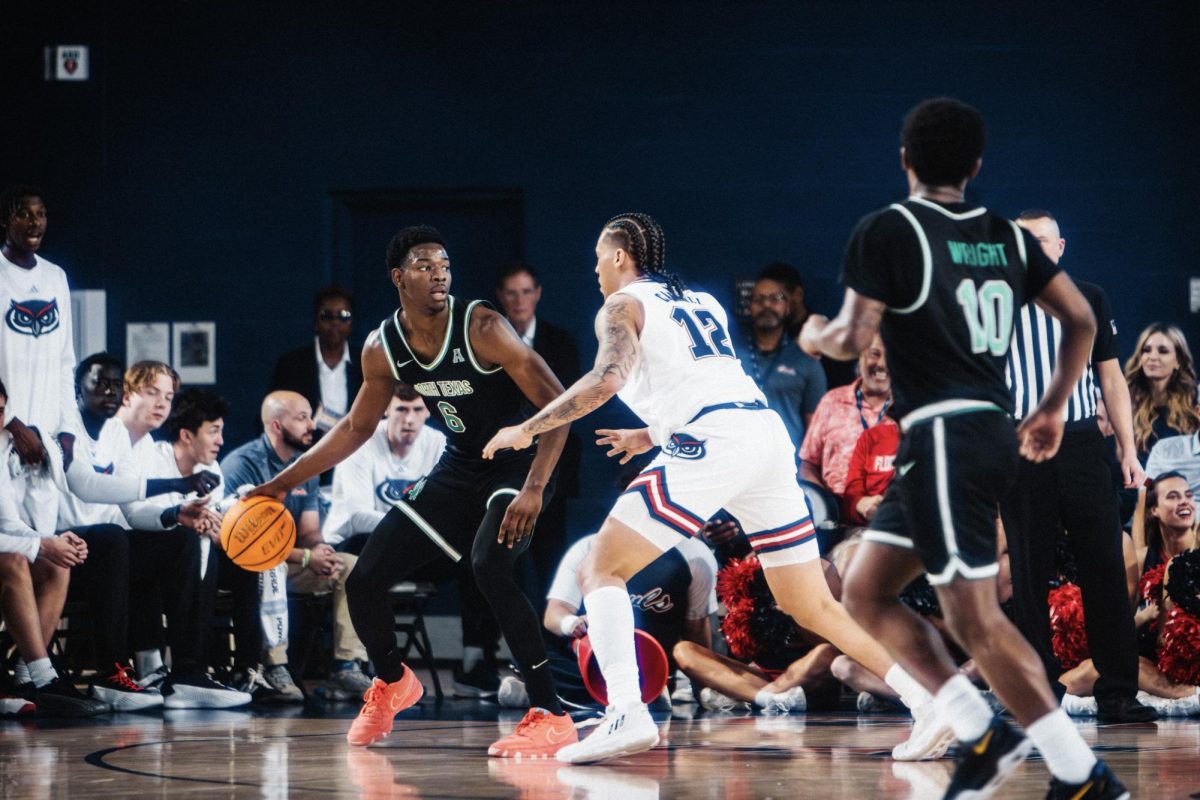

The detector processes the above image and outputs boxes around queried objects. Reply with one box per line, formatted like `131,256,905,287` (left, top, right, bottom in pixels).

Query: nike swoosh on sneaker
546,723,574,744
972,728,994,756
1066,784,1092,800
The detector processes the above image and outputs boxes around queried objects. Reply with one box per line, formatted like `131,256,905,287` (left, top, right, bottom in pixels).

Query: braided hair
603,212,686,299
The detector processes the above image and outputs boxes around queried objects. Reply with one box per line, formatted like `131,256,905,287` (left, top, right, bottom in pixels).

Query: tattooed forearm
520,296,640,436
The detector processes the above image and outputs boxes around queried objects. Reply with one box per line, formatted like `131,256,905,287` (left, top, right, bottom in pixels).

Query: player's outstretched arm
799,288,885,361
1017,272,1097,462
251,333,396,498
482,293,643,460
469,306,572,545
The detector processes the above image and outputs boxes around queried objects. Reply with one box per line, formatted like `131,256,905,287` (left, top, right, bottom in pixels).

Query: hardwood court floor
1,697,1197,798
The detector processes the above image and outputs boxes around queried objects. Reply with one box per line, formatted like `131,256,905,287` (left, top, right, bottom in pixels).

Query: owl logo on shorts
664,433,706,460
6,299,60,338
377,478,416,505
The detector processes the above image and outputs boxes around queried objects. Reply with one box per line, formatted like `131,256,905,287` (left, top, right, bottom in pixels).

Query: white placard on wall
172,322,216,384
126,322,170,364
43,45,89,81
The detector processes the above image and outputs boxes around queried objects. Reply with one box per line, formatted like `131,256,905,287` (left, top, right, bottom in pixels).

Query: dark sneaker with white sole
34,677,111,717
453,661,500,699
1045,760,1130,800
162,673,252,709
943,716,1032,799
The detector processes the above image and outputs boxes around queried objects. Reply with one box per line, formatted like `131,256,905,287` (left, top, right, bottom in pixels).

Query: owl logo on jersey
6,299,60,338
376,478,416,505
664,433,706,460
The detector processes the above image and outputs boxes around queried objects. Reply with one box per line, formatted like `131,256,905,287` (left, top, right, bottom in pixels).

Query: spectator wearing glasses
739,269,826,454
269,285,363,443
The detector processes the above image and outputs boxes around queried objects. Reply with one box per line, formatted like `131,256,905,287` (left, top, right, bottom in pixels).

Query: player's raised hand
1016,407,1064,462
482,425,533,460
595,428,653,465
497,487,543,549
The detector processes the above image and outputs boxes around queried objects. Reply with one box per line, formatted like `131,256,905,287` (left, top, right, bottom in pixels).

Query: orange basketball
219,496,296,572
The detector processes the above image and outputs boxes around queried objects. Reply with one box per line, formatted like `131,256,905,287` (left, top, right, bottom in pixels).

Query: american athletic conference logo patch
376,478,416,505
6,299,60,337
664,433,706,460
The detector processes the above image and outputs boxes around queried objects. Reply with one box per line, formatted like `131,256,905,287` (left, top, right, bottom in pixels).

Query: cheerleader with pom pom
1058,471,1199,715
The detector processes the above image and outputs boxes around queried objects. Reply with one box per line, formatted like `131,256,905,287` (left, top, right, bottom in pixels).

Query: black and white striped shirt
1005,279,1117,423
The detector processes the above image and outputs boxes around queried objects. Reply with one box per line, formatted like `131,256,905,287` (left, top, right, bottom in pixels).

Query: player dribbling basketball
251,226,575,758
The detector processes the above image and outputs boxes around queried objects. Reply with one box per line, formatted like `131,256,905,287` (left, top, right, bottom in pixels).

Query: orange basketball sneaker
488,708,578,759
347,667,425,746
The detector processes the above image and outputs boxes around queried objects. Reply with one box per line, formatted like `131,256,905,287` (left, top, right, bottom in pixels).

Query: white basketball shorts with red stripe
610,406,819,568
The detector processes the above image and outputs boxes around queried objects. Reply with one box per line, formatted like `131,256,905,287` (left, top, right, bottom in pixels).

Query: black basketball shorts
863,409,1017,585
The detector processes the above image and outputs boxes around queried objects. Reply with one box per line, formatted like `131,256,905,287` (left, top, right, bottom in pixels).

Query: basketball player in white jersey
484,213,948,764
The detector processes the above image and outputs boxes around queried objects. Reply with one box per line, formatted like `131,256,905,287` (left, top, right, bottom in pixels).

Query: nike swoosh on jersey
898,461,916,477
395,359,413,368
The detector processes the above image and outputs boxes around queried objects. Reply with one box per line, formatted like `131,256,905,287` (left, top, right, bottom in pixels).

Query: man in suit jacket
496,264,581,600
269,285,363,440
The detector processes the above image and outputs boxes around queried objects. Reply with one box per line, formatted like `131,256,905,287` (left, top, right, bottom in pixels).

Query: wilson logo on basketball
219,496,296,572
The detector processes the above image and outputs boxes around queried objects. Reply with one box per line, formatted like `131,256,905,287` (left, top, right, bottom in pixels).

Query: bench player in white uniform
323,384,446,552
484,212,948,764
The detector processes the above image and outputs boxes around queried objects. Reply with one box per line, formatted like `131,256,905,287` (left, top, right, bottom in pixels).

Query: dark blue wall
6,1,1198,529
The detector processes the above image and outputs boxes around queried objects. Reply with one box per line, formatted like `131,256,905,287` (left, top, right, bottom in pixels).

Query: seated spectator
55,354,219,711
269,285,362,444
496,532,718,711
758,261,856,389
800,334,894,496
110,362,250,708
221,390,370,702
1124,323,1200,465
739,269,825,452
1057,472,1200,716
324,385,446,553
674,555,838,714
323,385,502,698
1146,430,1200,497
841,410,900,527
0,378,106,717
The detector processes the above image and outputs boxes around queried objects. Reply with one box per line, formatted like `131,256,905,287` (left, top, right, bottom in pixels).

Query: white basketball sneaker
555,703,659,764
1061,693,1099,717
891,701,955,761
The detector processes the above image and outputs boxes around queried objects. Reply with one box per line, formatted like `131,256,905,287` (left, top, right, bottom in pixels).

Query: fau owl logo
6,299,60,338
377,478,416,505
664,433,706,460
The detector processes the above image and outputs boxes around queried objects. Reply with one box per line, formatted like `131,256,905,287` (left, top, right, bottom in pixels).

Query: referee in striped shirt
1001,209,1155,723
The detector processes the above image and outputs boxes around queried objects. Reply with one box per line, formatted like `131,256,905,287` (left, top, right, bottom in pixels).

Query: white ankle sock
583,586,641,709
933,674,992,742
13,659,31,686
1026,709,1096,784
884,664,933,709
136,649,164,677
28,658,57,689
